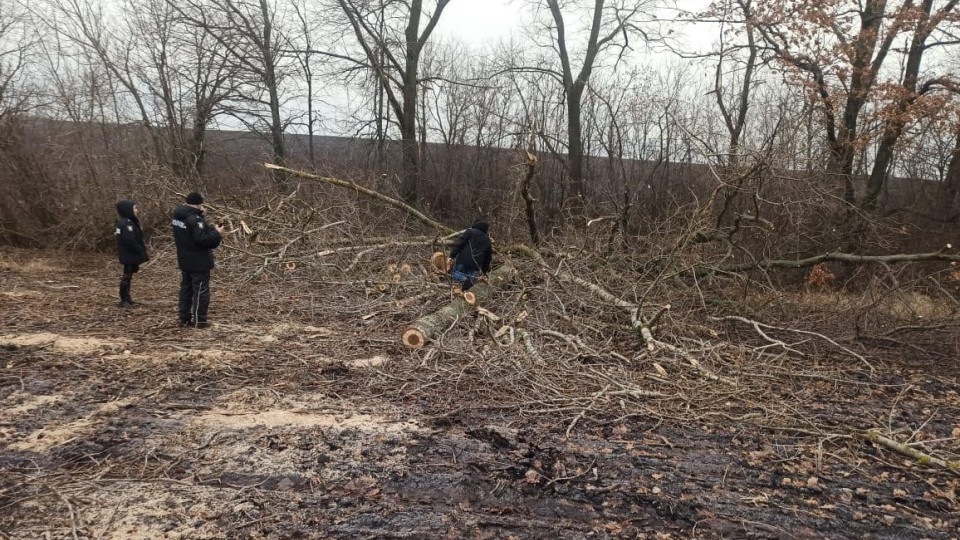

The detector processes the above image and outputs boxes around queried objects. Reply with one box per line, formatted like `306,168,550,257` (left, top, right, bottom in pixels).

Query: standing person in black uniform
447,221,492,291
172,192,223,328
115,200,148,308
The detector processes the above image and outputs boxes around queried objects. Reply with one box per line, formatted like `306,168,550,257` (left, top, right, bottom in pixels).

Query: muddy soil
1,249,958,539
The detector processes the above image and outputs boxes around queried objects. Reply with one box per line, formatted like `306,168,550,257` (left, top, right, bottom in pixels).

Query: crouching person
115,200,148,308
447,221,492,292
172,192,223,328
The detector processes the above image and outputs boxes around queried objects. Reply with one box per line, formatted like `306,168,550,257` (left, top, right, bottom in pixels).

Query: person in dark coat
172,192,223,328
115,200,149,307
447,221,492,291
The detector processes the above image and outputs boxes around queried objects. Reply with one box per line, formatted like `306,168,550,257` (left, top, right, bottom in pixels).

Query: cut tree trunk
402,263,517,349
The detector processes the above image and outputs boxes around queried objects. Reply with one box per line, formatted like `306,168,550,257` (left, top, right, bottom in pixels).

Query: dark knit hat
186,192,204,205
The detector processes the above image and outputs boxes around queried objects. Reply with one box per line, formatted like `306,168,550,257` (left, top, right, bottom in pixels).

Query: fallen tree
260,163,959,376
688,245,960,278
264,163,453,234
401,263,518,349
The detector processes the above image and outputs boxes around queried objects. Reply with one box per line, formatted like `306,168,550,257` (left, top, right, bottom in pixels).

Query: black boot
119,274,133,308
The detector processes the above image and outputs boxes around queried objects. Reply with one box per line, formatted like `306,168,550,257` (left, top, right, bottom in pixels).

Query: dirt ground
1,248,959,539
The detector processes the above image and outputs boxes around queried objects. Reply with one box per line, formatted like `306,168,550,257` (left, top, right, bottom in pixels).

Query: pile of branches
180,179,461,281
204,163,960,474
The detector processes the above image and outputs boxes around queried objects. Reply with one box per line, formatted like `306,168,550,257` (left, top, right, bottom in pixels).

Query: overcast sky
433,0,526,46
431,0,713,50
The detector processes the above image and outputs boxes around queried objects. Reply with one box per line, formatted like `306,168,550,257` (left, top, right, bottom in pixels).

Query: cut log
430,252,448,273
402,263,517,349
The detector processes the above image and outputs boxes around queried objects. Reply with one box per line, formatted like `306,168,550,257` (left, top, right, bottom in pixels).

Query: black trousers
120,264,139,302
178,270,211,324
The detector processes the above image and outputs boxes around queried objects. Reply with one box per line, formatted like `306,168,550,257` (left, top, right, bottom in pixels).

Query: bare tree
43,0,168,162
0,1,37,121
171,0,291,170
290,0,321,167
330,0,453,204
754,0,921,208
527,0,658,220
701,0,762,167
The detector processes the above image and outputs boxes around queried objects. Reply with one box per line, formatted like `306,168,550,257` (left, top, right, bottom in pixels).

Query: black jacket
172,204,222,272
450,222,492,274
115,201,149,265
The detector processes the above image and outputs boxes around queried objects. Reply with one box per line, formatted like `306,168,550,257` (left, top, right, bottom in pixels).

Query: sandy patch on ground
8,398,135,452
0,333,129,354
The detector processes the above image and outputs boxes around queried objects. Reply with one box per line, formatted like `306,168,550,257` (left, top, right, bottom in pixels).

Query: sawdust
303,325,334,336
196,409,421,434
8,398,136,452
102,352,156,363
0,290,41,298
0,258,61,273
0,333,129,354
81,484,228,540
98,349,239,365
265,323,334,336
3,393,66,416
176,348,238,362
347,355,389,368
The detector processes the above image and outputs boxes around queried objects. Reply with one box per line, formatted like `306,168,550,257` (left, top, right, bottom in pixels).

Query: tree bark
520,151,541,246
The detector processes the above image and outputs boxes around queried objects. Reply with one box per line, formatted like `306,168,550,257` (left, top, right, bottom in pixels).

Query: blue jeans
451,263,480,291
